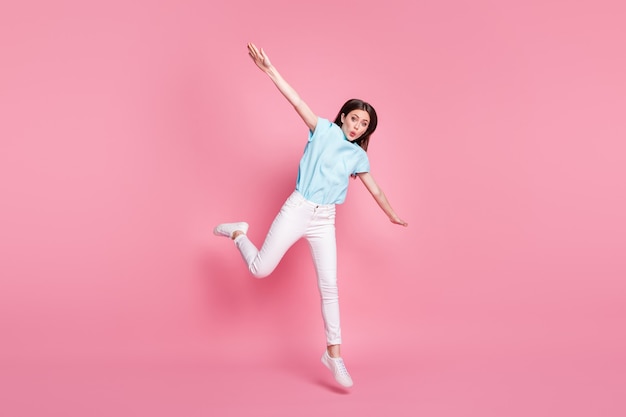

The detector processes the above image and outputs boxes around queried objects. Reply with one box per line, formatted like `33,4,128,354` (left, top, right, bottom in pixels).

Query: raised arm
247,43,318,132
358,172,408,226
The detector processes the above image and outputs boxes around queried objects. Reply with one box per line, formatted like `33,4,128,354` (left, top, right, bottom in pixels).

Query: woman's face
340,109,370,141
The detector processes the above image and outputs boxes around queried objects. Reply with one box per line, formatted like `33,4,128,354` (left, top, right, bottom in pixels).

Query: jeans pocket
283,193,303,210
319,207,336,222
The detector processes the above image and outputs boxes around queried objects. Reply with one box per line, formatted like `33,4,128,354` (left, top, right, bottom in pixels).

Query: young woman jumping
214,43,408,388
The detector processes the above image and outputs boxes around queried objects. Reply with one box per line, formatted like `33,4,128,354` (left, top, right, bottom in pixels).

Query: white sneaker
213,222,249,239
321,351,353,388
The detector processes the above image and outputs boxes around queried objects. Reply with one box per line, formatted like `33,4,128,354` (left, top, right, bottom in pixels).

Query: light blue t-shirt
295,118,370,205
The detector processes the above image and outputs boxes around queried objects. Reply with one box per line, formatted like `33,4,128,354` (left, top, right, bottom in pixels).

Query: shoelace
335,358,349,376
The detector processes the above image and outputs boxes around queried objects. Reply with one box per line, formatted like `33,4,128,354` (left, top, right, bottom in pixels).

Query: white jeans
234,190,341,345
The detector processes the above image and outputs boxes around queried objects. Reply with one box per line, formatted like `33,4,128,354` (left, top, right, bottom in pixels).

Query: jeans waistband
291,190,335,209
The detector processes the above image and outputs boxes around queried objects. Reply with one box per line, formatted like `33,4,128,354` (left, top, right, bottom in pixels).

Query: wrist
265,65,278,77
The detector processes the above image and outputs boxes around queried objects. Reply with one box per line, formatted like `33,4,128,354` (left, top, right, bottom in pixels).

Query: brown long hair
333,98,378,152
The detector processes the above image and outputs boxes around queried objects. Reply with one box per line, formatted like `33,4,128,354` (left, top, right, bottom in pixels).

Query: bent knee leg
249,260,276,279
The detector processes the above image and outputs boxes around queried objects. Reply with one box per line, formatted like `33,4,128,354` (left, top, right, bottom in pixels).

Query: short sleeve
353,151,370,175
308,117,332,142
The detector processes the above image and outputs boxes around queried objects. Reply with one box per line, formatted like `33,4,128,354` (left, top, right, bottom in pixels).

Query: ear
340,113,345,124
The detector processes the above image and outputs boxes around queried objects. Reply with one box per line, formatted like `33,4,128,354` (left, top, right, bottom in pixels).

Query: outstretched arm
358,172,408,226
247,43,318,132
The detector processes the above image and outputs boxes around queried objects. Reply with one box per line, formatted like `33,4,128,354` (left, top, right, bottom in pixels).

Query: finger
247,43,258,58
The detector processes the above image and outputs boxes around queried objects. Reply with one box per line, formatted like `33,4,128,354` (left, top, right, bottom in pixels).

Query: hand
247,42,272,72
390,216,408,227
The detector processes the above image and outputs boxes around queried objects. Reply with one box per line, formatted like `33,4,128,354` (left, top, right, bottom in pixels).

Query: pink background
1,0,625,416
